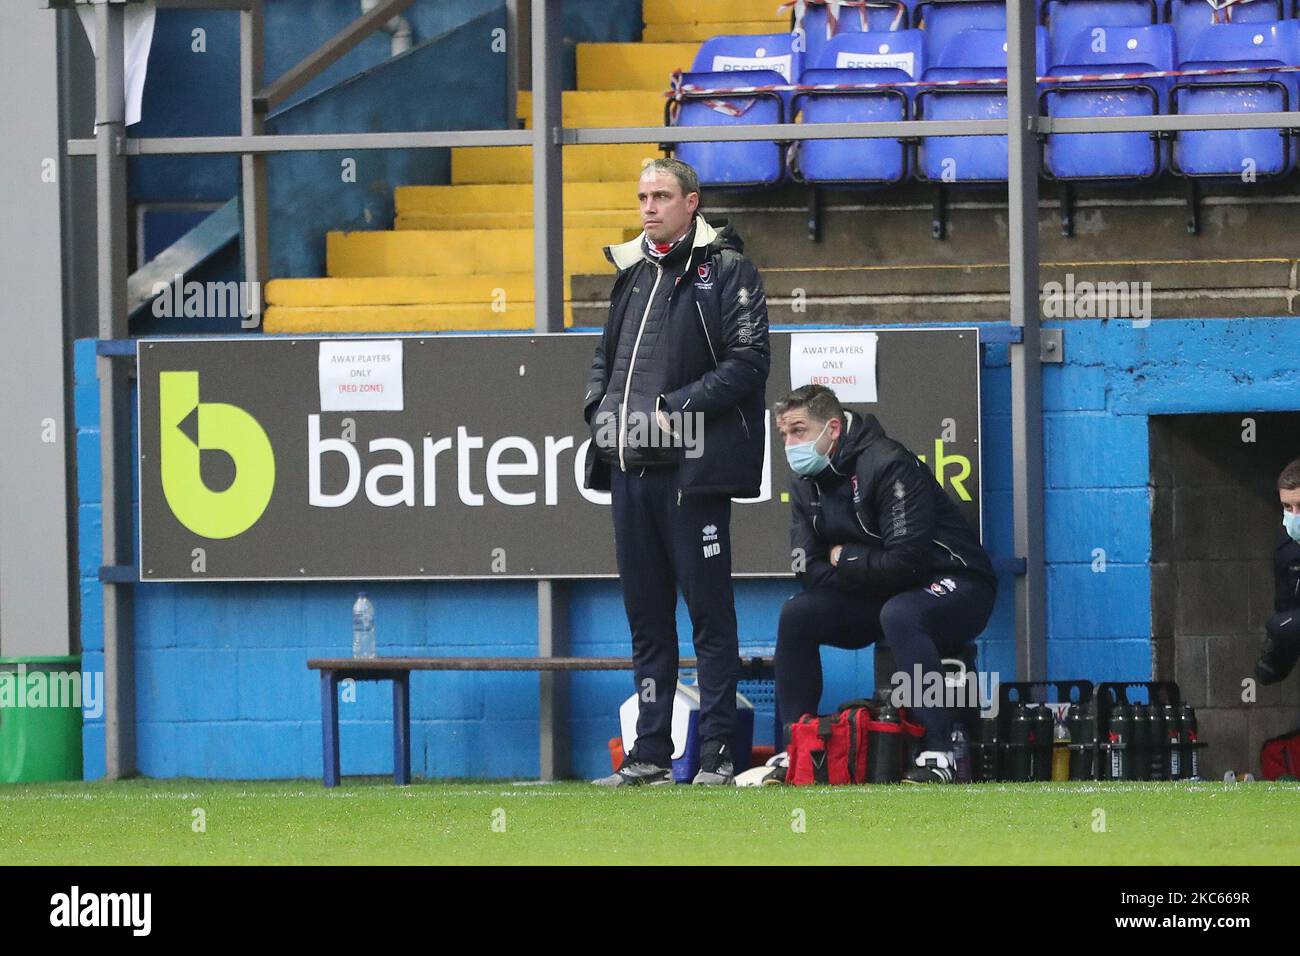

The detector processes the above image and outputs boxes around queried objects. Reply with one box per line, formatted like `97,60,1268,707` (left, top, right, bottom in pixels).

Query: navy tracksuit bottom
776,572,996,751
610,465,738,767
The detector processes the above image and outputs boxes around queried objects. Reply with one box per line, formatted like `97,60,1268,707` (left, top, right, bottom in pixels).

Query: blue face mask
785,421,833,477
1284,510,1300,544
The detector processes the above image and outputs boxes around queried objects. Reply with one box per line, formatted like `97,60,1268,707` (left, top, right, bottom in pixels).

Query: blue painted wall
75,317,1300,781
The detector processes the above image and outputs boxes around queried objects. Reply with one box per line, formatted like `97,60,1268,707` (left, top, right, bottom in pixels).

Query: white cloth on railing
77,1,157,127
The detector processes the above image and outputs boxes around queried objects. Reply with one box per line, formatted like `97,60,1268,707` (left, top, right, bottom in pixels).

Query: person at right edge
773,383,998,783
1255,457,1300,685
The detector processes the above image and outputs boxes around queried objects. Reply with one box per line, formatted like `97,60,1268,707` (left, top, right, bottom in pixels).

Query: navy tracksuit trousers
776,572,996,751
609,465,738,767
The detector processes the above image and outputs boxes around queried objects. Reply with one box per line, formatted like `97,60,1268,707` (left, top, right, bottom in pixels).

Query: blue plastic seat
1043,23,1176,179
1046,0,1156,64
800,1,911,68
670,34,805,187
916,26,1049,181
1172,20,1300,177
914,1,1008,65
795,30,927,183
1169,0,1287,56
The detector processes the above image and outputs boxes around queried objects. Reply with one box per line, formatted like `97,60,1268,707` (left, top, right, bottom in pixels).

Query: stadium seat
914,1,1009,65
670,33,805,187
916,27,1049,182
794,30,927,183
798,0,911,69
1043,23,1177,179
1168,0,1289,56
1171,20,1300,178
1046,0,1157,64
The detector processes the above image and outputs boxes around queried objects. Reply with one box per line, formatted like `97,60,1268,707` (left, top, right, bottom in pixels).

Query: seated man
1256,457,1300,685
773,383,997,783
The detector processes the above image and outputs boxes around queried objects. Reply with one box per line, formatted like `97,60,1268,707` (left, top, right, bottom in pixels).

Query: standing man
1255,458,1300,684
584,158,770,786
773,384,998,783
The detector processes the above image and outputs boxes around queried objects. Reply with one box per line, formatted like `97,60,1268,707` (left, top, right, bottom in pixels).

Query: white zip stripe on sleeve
695,301,718,365
933,538,969,566
619,263,664,473
856,512,882,540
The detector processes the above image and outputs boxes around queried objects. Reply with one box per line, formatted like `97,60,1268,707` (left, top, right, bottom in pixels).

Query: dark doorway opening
1150,413,1300,778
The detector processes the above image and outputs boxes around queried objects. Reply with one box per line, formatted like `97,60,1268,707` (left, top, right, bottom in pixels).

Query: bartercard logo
160,371,275,539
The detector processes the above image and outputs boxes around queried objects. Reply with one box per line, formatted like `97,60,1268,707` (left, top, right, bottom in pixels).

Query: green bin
0,655,85,783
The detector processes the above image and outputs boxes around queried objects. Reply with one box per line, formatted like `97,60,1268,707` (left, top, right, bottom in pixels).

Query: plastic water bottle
951,722,972,783
352,592,376,659
1051,712,1071,781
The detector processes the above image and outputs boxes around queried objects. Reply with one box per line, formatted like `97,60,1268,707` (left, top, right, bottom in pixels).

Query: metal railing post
532,0,569,780
240,1,267,328
93,0,137,779
1007,0,1047,681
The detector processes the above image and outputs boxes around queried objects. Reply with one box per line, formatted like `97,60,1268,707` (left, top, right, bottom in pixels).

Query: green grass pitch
2,778,1298,865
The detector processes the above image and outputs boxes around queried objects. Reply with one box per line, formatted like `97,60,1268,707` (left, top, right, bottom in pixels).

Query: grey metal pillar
240,2,267,329
537,582,570,779
531,0,563,331
1006,0,1047,681
94,0,136,778
0,1,76,658
532,0,570,779
506,0,531,125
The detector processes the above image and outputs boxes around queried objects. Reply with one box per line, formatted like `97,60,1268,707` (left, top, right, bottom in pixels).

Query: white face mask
1284,509,1300,544
785,421,832,477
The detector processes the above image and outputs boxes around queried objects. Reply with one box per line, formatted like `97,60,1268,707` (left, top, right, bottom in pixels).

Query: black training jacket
1274,526,1300,612
787,410,997,598
582,215,770,498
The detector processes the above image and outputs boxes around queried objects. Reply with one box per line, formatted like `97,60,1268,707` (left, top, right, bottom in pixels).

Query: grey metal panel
0,0,75,658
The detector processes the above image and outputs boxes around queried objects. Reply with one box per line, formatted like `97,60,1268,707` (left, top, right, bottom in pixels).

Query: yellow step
451,144,659,184
264,304,574,334
397,209,638,231
643,20,790,42
645,0,786,23
516,89,664,128
577,42,699,90
326,227,628,277
396,181,632,217
266,274,570,308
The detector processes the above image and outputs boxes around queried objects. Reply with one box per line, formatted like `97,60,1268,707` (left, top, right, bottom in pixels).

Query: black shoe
1256,624,1300,685
693,740,735,785
592,750,673,787
903,751,956,784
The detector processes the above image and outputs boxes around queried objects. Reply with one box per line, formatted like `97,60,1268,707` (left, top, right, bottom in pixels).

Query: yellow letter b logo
160,371,275,539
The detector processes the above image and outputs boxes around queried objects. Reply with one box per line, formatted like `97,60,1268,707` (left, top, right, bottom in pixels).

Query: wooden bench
307,655,778,786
